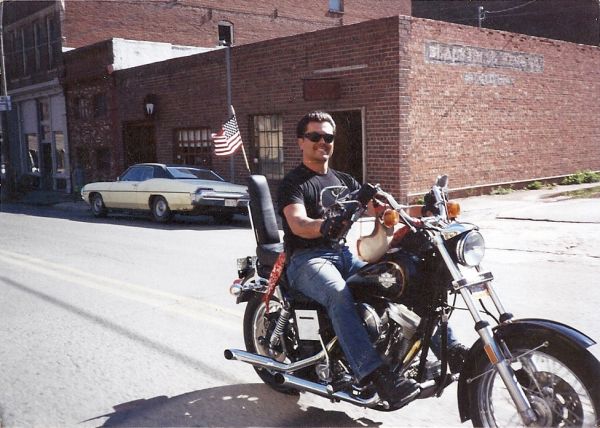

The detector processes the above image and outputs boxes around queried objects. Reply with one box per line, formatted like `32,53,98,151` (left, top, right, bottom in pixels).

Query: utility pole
478,5,485,29
219,39,235,182
226,42,234,182
0,0,10,199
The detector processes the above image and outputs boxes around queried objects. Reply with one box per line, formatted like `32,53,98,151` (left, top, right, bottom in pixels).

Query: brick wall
406,18,600,196
112,16,406,193
61,0,410,49
66,14,599,201
63,40,117,183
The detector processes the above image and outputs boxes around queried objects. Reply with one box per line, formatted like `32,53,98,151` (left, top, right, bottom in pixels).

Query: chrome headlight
456,230,485,266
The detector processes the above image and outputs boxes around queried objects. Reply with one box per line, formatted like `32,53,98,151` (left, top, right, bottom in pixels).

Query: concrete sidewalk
3,183,599,223
457,183,600,224
2,189,89,212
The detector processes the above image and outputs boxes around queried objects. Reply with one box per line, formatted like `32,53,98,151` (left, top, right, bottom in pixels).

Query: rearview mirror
436,175,449,189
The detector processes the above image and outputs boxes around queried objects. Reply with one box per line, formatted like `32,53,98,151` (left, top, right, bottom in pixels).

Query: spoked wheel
91,193,107,217
243,295,298,395
469,335,600,427
151,196,173,223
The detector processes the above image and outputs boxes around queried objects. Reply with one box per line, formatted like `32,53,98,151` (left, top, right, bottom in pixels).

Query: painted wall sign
464,72,514,86
425,41,544,73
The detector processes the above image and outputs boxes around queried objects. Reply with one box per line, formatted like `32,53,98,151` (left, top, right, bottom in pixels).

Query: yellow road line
0,248,242,329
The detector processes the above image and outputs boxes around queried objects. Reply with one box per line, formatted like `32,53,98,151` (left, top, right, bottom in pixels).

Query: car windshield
167,167,224,181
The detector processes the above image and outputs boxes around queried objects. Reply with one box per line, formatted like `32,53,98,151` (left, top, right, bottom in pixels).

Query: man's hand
320,215,351,241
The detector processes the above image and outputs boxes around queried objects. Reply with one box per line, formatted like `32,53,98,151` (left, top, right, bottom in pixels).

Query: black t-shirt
277,164,360,253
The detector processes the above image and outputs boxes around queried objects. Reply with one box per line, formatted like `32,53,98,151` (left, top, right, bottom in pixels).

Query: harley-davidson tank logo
378,272,396,288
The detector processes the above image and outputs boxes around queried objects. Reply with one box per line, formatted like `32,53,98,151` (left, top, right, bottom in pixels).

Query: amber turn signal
383,209,400,227
447,201,461,219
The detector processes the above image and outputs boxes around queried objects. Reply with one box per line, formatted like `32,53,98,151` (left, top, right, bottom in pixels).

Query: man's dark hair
296,111,336,138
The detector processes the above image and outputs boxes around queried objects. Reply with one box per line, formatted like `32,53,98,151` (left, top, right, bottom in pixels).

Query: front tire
90,193,107,217
468,334,600,427
243,295,298,395
151,196,173,223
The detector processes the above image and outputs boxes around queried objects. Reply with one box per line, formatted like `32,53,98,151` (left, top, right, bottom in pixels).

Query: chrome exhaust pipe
224,348,326,372
274,373,382,408
225,349,434,409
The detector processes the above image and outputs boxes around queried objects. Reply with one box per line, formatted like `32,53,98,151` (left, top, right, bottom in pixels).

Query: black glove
320,215,351,242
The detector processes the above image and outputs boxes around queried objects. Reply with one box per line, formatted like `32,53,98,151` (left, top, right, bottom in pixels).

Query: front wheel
468,334,600,427
243,295,298,395
91,193,107,217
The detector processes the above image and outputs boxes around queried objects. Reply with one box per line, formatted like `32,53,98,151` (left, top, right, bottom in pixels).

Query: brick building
65,16,600,200
2,0,410,193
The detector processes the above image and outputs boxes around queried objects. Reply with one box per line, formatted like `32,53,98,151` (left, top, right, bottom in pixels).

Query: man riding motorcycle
276,111,467,407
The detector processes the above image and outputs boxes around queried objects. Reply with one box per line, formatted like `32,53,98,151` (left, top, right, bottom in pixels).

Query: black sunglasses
303,132,335,144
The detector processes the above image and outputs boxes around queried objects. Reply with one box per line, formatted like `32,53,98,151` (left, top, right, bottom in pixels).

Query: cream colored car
81,163,249,223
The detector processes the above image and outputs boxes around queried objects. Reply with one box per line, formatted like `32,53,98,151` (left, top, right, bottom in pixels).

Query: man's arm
282,203,324,239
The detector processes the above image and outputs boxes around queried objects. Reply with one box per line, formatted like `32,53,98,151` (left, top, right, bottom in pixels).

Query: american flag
211,114,243,156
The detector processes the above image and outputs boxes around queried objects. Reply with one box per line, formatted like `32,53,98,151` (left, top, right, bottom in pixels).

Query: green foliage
561,170,600,185
490,185,513,195
526,181,543,190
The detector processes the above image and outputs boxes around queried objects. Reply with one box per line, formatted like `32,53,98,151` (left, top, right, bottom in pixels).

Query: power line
484,0,539,15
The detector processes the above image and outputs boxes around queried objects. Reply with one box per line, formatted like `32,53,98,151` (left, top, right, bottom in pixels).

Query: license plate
237,256,257,271
224,199,237,207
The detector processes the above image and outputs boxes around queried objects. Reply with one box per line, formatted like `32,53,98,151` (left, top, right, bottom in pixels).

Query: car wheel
90,193,107,217
151,196,173,223
213,213,234,224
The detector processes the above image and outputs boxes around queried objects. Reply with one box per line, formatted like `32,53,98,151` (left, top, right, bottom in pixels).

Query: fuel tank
346,252,420,301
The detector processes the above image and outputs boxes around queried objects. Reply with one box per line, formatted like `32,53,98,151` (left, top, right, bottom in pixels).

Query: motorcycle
224,174,600,427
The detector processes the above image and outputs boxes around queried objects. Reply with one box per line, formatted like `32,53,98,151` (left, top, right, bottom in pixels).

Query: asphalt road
0,187,599,427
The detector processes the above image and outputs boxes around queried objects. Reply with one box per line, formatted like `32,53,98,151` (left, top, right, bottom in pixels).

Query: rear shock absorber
269,307,291,349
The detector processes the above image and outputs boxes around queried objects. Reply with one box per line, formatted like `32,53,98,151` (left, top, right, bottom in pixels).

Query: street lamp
143,94,157,118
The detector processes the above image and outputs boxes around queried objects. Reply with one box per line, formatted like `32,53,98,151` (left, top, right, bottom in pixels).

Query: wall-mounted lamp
144,94,157,118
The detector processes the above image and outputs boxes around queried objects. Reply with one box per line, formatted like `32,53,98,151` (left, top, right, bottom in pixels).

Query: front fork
432,235,538,426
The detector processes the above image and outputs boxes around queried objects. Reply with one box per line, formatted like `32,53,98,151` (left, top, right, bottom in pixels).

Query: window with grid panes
175,128,212,168
253,115,284,180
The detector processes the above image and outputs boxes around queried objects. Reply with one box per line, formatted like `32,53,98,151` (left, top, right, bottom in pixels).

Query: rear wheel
469,334,600,427
90,193,107,217
243,295,298,395
151,196,173,223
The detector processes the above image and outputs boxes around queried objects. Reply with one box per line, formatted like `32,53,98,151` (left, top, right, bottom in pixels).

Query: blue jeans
286,246,381,381
286,246,461,380
431,324,461,357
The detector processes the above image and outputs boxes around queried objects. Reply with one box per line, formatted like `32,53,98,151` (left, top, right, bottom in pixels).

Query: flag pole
225,43,234,181
230,105,251,173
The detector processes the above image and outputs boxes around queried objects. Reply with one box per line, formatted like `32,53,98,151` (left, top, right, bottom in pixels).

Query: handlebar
323,180,449,245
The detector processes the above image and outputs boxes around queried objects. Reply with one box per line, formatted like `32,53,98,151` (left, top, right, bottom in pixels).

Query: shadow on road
91,384,381,427
0,203,251,231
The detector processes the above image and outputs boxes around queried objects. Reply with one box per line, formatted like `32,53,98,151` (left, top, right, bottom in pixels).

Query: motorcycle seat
247,175,318,307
